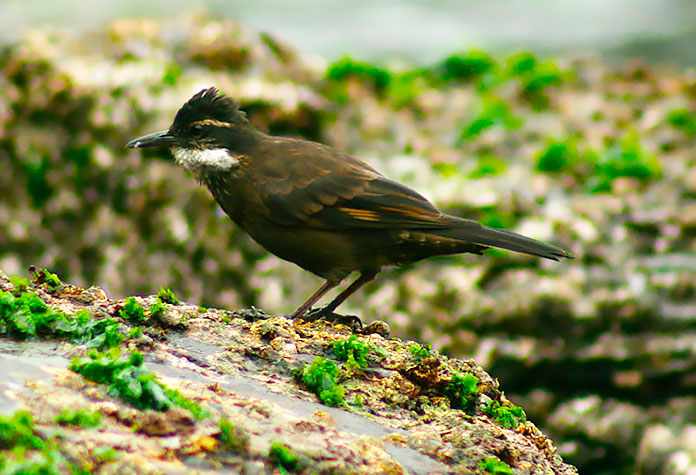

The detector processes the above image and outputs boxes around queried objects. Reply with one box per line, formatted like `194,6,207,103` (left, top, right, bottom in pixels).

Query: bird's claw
300,306,363,329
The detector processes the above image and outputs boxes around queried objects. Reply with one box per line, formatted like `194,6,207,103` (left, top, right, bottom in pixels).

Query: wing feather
254,136,449,229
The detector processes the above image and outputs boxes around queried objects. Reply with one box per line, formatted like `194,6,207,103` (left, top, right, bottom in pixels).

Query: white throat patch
172,147,240,172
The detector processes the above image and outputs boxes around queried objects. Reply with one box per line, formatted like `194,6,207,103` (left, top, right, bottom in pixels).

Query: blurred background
1,1,695,474
2,0,696,65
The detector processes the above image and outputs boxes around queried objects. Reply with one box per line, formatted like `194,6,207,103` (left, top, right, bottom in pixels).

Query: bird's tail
435,218,574,261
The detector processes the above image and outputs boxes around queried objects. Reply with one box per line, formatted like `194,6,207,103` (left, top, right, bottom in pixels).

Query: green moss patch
332,335,374,369
36,270,62,293
0,410,72,474
666,107,696,135
408,342,431,360
484,400,526,429
119,297,146,324
55,409,102,428
479,456,514,474
217,418,249,453
444,372,480,412
459,95,523,142
148,299,167,320
268,442,300,473
506,52,568,109
437,50,498,83
70,348,206,418
590,132,661,192
323,50,569,113
469,154,508,178
295,356,345,407
535,132,661,193
326,56,391,93
156,287,180,305
536,138,581,173
0,287,122,348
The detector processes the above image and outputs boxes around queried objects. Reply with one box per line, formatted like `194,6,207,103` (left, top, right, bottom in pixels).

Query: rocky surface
0,271,576,474
0,14,695,473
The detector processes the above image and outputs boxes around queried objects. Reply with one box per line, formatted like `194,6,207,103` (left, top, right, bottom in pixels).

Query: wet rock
0,271,576,474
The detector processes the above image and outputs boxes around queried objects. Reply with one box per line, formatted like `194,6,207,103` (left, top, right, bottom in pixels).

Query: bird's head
126,87,256,173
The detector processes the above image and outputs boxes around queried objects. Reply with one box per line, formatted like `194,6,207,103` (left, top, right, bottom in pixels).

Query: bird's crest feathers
173,87,248,128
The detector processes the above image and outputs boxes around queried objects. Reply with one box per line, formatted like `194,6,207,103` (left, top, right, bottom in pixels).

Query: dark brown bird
126,87,573,322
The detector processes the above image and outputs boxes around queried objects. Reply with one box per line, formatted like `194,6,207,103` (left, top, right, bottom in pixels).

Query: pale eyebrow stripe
190,119,235,128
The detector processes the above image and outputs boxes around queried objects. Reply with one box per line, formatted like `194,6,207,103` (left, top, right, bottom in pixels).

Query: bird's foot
229,306,270,322
301,306,363,329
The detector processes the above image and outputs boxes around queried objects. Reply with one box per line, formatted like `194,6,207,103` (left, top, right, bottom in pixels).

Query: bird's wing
264,173,449,229
256,140,449,230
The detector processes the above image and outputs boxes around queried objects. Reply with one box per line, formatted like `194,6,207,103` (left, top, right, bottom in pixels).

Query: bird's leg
289,280,339,319
304,272,377,326
324,272,377,313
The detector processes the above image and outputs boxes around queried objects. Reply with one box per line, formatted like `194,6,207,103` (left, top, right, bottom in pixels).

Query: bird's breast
204,173,250,224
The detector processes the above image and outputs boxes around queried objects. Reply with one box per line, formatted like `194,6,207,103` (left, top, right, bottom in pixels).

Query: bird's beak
125,130,175,149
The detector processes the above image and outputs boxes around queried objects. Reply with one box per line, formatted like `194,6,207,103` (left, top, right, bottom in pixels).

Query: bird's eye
190,124,204,137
